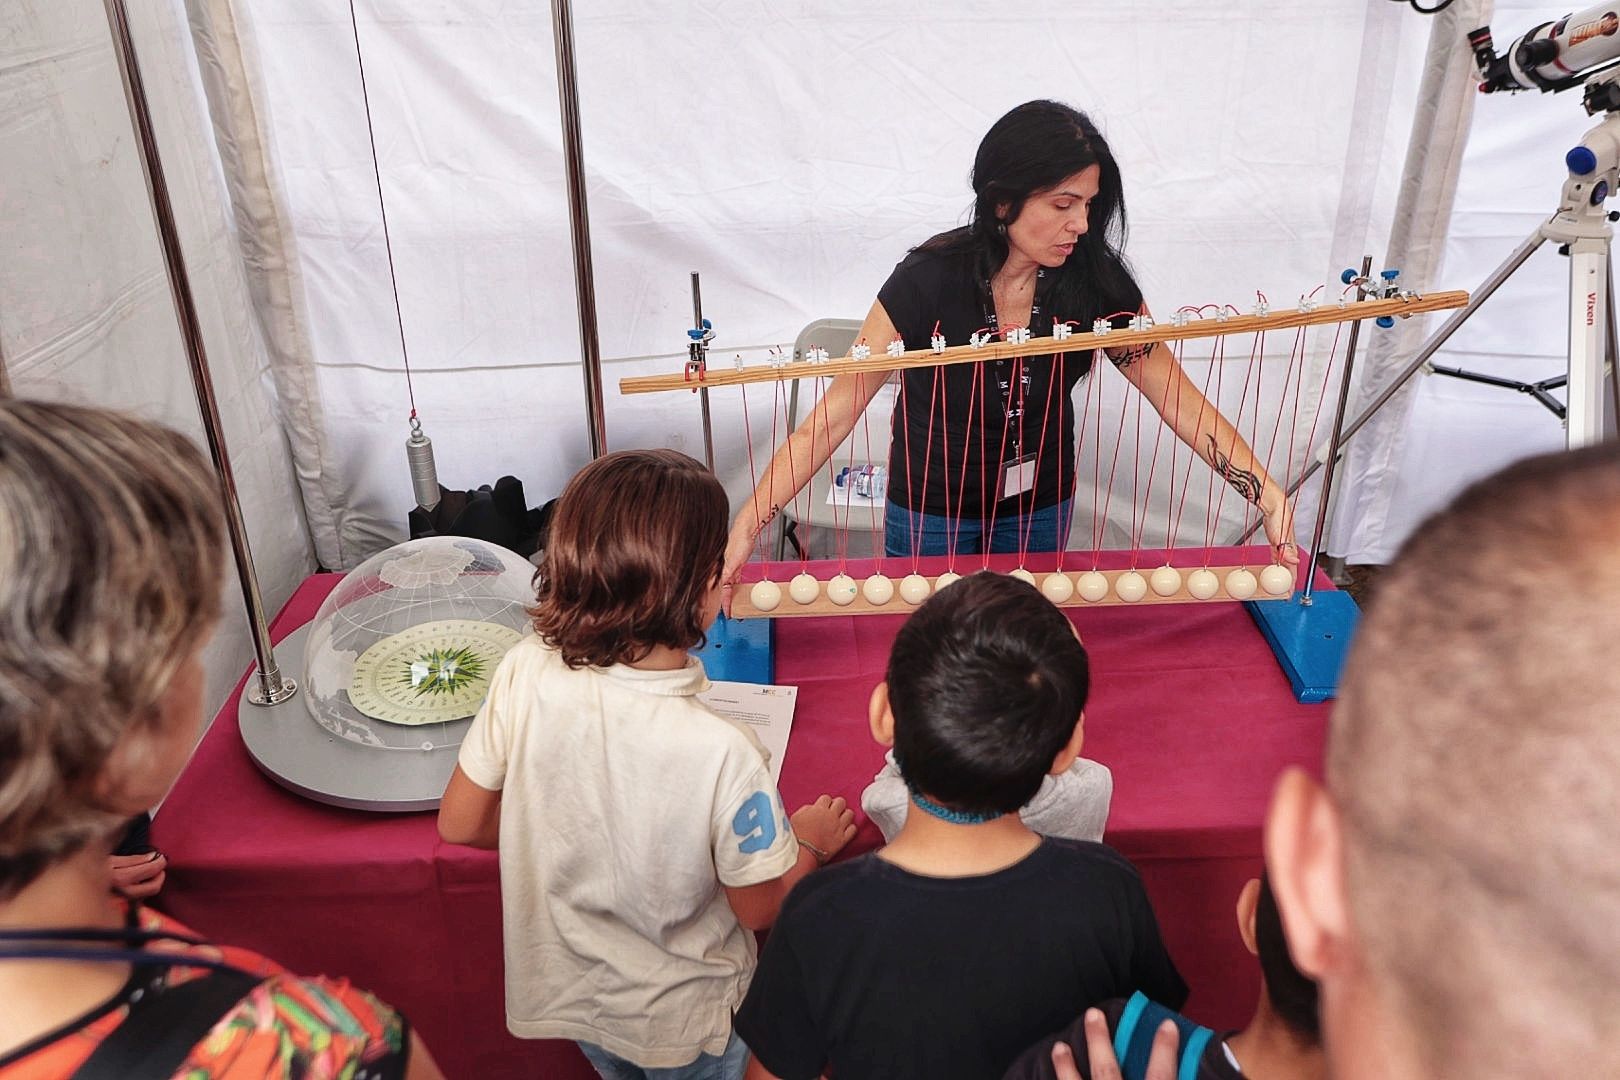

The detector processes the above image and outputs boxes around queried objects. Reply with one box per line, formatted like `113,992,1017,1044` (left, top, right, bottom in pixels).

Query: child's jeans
577,1030,748,1080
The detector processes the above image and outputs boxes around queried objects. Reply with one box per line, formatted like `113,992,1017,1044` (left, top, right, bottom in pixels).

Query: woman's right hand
110,851,167,899
721,512,764,617
790,795,858,861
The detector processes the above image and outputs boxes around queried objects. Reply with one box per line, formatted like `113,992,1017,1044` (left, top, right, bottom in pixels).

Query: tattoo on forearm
1109,344,1149,371
757,505,780,530
1206,436,1263,505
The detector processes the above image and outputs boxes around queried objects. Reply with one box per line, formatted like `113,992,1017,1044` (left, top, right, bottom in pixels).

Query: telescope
1471,4,1620,111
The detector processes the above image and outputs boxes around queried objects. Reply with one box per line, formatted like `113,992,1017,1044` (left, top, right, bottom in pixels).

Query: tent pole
101,0,296,706
551,0,608,457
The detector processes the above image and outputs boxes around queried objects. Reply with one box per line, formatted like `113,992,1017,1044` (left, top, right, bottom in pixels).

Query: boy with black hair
1005,875,1324,1079
735,572,1186,1080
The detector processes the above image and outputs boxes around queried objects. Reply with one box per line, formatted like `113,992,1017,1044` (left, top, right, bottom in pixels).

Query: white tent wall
0,1,315,715
1332,1,1601,564
216,0,1444,569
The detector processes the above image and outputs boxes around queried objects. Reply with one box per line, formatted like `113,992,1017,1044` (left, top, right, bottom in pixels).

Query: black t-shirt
877,238,1144,516
1002,997,1242,1080
734,837,1187,1080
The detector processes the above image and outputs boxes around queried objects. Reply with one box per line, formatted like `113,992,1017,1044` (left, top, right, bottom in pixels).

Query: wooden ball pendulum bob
750,579,782,612
827,573,859,606
899,573,932,605
1115,570,1148,603
1149,565,1182,597
1076,571,1109,602
1187,568,1220,600
1225,567,1258,600
863,574,895,605
789,572,820,605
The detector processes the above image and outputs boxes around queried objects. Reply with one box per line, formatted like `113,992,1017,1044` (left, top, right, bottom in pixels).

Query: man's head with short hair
876,572,1088,816
1267,444,1620,1078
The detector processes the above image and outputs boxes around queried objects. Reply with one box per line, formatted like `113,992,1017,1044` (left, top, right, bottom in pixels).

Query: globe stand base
238,623,461,812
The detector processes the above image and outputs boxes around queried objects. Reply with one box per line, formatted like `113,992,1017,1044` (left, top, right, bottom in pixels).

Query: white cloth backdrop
3,1,1601,716
204,0,1445,569
1333,0,1602,562
0,0,314,715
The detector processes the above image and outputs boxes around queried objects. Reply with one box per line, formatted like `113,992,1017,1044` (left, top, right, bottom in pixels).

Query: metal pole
0,334,10,399
1607,247,1620,433
101,0,295,705
1301,257,1372,604
692,272,716,470
550,0,607,458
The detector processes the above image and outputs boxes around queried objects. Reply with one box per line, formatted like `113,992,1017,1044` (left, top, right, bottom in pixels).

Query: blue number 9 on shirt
732,791,777,854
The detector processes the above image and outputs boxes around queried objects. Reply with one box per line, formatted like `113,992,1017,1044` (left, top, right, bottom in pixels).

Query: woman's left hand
1261,489,1299,569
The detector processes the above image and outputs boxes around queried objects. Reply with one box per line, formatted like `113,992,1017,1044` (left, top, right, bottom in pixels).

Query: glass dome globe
303,536,534,751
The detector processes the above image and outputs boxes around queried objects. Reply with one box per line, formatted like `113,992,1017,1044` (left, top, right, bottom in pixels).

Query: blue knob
1341,268,1358,284
1375,316,1395,329
1568,145,1599,176
687,327,705,340
1381,269,1399,280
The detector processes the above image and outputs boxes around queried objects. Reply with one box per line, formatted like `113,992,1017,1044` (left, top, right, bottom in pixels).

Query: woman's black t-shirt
877,238,1142,517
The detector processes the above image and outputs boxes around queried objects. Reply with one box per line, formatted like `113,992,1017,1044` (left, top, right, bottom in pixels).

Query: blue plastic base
1245,590,1360,703
691,614,776,684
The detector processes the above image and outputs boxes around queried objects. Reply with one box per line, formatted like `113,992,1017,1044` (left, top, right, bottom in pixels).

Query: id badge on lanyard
981,269,1044,500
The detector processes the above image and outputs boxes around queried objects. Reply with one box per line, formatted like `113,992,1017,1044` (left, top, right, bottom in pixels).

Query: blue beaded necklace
894,753,1004,825
907,788,1004,826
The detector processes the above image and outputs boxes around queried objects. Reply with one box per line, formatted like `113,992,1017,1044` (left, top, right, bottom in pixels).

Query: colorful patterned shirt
0,905,409,1079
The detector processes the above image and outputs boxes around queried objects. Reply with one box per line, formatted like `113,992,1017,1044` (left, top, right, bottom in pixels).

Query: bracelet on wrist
797,838,831,866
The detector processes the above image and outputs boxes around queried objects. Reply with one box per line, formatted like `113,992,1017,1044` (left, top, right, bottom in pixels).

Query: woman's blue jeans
883,498,1074,558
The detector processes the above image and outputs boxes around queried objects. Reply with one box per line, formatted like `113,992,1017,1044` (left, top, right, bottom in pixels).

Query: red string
740,381,763,565
1237,332,1267,556
1204,332,1263,565
1168,328,1221,556
854,372,884,569
1134,335,1179,568
835,374,862,571
783,379,808,571
1066,350,1100,575
913,368,942,570
1288,320,1347,530
1200,334,1230,564
950,364,983,572
1096,363,1130,569
984,357,1022,568
1019,354,1061,564
1087,355,1106,569
1159,340,1188,558
1257,327,1309,562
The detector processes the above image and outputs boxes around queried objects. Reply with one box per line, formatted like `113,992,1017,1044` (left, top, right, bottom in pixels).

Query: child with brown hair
439,448,855,1080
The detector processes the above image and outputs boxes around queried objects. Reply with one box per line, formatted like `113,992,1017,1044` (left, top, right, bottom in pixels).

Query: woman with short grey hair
0,400,442,1078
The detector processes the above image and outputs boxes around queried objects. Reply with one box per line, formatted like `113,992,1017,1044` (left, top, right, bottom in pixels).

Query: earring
996,222,1008,237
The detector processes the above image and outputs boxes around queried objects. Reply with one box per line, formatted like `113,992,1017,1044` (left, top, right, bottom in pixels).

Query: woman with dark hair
723,100,1296,586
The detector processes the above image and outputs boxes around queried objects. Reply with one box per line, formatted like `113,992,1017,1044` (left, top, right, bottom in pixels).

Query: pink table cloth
155,550,1328,1078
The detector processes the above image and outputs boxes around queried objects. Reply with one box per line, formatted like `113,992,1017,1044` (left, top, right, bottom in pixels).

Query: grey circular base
238,622,461,812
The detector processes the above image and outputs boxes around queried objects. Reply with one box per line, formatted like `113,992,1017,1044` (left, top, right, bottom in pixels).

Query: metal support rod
550,0,607,458
1236,228,1547,545
1302,257,1372,603
1608,249,1620,429
101,0,295,705
691,272,716,471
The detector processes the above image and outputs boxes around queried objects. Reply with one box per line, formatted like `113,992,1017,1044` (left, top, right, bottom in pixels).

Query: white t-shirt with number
456,633,799,1067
